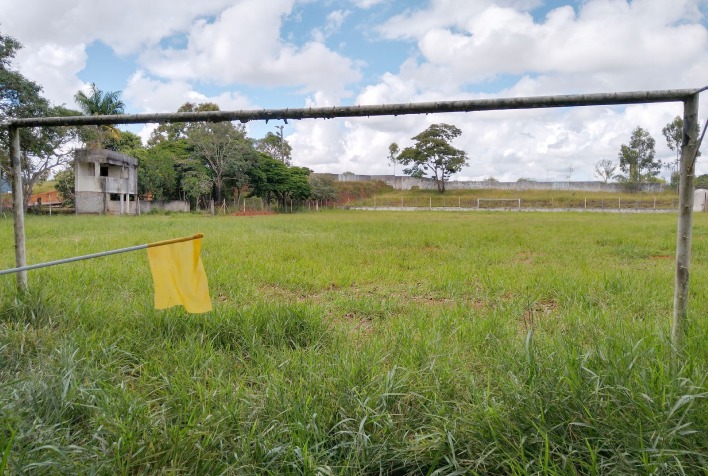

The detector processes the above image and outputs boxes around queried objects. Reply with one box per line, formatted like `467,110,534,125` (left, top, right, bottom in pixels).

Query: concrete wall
106,196,137,215
694,189,708,212
76,193,189,215
338,173,666,193
138,200,190,213
75,191,105,214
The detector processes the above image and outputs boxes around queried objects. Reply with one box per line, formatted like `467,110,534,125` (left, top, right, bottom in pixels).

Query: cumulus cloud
124,71,254,113
139,0,361,96
0,0,236,55
12,43,87,106
380,0,708,94
295,0,707,180
0,0,237,105
123,71,256,144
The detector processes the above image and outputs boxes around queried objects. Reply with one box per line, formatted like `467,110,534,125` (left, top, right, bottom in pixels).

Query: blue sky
2,0,708,180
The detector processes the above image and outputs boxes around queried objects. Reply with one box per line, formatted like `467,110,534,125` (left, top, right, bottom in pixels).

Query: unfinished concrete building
75,149,137,214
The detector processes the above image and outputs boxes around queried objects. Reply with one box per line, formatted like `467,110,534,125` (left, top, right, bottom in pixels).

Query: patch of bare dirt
522,299,559,330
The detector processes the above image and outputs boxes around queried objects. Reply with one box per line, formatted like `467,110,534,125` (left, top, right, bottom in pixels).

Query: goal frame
3,86,706,351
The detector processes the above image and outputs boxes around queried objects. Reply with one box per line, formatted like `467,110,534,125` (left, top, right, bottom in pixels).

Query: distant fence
350,195,680,211
337,174,666,193
200,197,339,214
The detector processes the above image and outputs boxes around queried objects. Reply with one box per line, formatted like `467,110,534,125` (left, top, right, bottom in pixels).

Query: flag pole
0,234,203,276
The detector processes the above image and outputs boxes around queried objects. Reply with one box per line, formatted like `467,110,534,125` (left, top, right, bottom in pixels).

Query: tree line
1,30,337,210
55,99,338,210
593,117,705,191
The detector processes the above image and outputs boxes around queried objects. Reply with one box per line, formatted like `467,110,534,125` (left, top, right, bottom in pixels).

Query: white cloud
12,43,87,106
288,0,707,180
378,0,542,40
326,9,351,35
384,0,708,93
124,71,254,114
0,0,237,106
139,0,361,96
350,0,385,9
124,71,256,144
0,0,237,55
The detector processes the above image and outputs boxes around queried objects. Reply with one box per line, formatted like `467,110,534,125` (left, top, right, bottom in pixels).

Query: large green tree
187,121,256,203
618,126,660,189
148,102,219,146
134,139,187,201
1,30,76,208
255,129,292,165
247,153,311,208
396,123,469,193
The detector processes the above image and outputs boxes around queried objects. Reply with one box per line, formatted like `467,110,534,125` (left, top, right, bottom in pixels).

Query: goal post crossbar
1,88,704,129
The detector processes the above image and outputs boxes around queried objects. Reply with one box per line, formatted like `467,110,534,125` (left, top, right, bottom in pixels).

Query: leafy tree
103,129,143,153
695,174,708,190
73,83,125,148
593,159,616,183
256,130,292,165
54,167,75,206
148,102,220,146
309,175,338,203
0,31,76,208
223,153,254,204
134,144,181,201
662,116,682,176
284,166,312,204
187,121,256,202
181,167,213,209
396,123,468,193
618,126,660,190
247,153,311,208
388,142,400,175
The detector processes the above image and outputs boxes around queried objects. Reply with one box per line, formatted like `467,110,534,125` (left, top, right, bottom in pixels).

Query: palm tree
74,83,125,116
73,83,125,148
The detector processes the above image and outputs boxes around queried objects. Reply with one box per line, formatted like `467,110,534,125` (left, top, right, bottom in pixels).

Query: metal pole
10,127,27,291
3,88,703,129
0,234,202,276
673,93,699,352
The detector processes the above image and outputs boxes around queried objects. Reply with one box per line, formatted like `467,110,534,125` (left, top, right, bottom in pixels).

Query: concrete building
75,149,137,214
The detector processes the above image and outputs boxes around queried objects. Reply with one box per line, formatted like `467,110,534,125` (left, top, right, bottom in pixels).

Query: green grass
0,211,706,474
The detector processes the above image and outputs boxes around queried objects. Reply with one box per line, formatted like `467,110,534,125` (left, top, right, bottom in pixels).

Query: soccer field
1,211,706,474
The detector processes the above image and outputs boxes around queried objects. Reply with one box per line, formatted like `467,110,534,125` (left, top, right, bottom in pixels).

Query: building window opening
100,166,109,177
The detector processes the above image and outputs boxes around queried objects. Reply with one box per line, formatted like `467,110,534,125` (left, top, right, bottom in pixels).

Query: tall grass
0,211,705,474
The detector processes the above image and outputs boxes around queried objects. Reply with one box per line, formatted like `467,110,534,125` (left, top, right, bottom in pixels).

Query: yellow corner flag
147,234,212,313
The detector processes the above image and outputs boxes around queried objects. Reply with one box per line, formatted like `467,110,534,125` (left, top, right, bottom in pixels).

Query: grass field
0,211,706,474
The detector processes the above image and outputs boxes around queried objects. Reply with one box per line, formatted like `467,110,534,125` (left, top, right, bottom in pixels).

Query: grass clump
0,211,705,474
